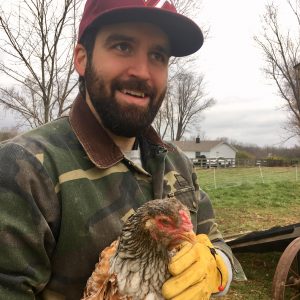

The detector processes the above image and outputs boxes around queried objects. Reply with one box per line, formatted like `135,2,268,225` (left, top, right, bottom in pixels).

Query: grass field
198,166,299,191
196,167,300,299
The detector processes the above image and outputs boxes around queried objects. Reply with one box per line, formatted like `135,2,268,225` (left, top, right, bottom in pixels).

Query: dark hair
78,25,99,97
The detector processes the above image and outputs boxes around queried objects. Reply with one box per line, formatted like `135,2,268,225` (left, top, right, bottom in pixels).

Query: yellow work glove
162,234,229,300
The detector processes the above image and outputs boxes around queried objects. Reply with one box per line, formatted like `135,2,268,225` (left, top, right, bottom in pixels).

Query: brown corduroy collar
69,94,170,169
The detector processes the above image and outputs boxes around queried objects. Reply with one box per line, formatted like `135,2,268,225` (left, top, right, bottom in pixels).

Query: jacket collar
69,94,171,169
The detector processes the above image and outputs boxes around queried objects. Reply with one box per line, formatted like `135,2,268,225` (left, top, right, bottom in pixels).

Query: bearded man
0,0,245,299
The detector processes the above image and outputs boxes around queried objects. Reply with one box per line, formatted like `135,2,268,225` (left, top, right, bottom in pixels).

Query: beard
84,62,166,138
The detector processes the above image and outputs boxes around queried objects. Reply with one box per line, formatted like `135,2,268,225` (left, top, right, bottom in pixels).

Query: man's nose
127,54,151,81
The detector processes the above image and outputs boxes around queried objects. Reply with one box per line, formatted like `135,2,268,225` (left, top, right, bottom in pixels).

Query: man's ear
74,44,87,76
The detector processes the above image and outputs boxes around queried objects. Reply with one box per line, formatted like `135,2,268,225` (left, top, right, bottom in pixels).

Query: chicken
82,197,196,300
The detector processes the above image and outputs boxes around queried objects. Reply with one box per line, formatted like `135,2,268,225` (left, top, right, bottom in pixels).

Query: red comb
179,210,193,231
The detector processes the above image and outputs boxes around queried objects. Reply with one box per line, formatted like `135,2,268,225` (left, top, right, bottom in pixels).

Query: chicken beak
168,231,197,250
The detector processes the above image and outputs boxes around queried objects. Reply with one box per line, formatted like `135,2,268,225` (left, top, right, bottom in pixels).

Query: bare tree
153,72,215,140
0,0,83,128
170,72,215,141
169,0,209,77
153,0,212,140
254,0,300,139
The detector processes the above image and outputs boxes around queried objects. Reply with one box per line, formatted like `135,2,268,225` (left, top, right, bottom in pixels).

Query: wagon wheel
272,237,300,300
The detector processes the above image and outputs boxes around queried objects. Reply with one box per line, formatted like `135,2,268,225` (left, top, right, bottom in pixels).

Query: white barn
171,138,237,166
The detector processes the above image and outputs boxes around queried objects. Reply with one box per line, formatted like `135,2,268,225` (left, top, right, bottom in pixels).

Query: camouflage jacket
0,95,244,299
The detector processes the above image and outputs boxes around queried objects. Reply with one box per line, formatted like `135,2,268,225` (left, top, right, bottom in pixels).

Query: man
0,0,245,299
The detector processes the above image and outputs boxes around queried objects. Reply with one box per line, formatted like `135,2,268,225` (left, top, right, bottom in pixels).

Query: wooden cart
226,223,300,299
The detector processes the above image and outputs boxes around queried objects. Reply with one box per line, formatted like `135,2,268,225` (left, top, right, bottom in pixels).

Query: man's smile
116,89,150,107
121,89,147,98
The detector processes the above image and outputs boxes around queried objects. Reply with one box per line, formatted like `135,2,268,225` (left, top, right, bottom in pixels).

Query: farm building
171,138,238,166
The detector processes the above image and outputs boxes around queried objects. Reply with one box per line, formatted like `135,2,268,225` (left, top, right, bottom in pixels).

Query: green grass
209,181,300,235
223,252,282,300
197,166,299,190
196,168,300,299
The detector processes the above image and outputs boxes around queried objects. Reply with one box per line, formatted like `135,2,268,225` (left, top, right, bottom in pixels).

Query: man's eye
114,43,131,53
151,52,168,64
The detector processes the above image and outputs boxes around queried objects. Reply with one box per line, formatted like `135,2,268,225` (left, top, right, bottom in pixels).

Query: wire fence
196,166,299,190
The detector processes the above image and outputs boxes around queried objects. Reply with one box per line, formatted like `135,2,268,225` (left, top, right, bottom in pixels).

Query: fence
193,158,299,168
196,166,299,190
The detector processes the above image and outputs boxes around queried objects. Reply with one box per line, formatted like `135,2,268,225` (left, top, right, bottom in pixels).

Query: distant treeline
234,143,300,161
0,128,19,142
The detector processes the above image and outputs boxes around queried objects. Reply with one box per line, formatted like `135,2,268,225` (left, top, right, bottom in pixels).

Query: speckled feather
82,198,194,300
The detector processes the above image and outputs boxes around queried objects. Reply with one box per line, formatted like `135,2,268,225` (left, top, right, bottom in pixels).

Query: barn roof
171,140,238,152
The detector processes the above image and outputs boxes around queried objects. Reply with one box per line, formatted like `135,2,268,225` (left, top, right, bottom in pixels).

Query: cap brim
85,7,204,57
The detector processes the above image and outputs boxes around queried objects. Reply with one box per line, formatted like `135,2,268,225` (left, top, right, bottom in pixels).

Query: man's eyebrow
104,34,136,45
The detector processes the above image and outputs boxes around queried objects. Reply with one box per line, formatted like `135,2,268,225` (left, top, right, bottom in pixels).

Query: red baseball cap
78,0,204,57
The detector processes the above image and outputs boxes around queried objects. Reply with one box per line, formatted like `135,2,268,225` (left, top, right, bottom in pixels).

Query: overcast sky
191,0,299,148
0,0,299,148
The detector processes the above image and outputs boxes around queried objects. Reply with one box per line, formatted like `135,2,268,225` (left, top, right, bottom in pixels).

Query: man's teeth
122,89,145,98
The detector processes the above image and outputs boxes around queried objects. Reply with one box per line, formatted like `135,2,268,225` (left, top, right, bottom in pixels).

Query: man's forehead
98,22,170,49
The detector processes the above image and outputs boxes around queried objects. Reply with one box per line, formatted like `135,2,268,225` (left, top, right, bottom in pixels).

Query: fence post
214,167,217,189
259,165,265,183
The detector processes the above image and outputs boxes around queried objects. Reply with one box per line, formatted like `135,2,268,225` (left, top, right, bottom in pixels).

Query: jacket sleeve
0,142,59,299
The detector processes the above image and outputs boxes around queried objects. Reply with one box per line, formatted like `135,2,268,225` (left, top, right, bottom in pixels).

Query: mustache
111,78,157,99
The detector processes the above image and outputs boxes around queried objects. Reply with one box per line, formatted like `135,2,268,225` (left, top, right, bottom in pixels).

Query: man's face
84,22,170,137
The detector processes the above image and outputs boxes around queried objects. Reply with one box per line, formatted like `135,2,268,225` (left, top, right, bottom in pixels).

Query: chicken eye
160,218,170,226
